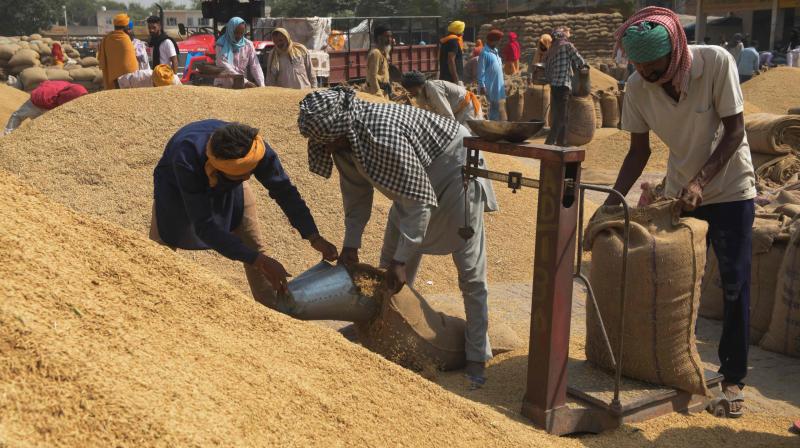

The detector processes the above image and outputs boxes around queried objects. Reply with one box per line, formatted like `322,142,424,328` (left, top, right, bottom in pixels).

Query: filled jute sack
356,286,468,371
44,68,73,82
600,90,620,128
8,48,39,67
592,93,602,129
522,83,549,123
585,200,709,396
760,220,800,358
699,215,792,344
745,113,800,155
756,154,800,186
0,43,19,59
80,56,99,67
565,95,595,146
19,66,47,91
70,67,98,82
505,86,525,122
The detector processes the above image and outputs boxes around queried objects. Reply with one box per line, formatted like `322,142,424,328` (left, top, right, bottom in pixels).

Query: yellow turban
152,64,175,87
113,14,130,27
447,21,465,35
205,134,266,187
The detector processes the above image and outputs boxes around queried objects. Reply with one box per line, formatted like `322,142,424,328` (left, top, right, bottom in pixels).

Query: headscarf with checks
298,86,461,206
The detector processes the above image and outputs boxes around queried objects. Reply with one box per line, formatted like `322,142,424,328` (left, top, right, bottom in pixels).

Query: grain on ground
0,84,29,127
742,67,800,115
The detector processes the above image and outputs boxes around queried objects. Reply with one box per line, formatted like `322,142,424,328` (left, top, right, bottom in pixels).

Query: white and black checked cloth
298,86,461,206
544,42,586,88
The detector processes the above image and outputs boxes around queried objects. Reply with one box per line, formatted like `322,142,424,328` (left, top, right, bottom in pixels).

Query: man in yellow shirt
366,25,391,98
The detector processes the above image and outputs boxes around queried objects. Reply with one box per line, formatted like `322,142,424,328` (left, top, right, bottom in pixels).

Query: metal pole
769,0,779,51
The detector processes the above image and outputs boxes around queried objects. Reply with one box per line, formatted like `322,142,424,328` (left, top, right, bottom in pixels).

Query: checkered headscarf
298,86,461,206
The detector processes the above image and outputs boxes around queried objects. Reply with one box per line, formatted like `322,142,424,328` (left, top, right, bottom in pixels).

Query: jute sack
19,66,47,91
760,220,800,357
44,68,73,82
592,93,602,129
600,90,620,128
565,95,595,146
80,56,99,67
0,44,19,59
585,200,709,396
356,286,467,371
505,86,525,122
522,83,549,123
8,48,39,67
745,113,800,155
699,215,791,344
756,154,800,186
70,67,97,81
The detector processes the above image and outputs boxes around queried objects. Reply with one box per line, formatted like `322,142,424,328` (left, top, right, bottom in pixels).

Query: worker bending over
401,71,482,124
98,13,139,90
265,28,317,89
116,64,181,88
365,25,392,98
298,87,498,386
607,7,755,417
150,120,337,307
4,81,87,134
214,17,265,88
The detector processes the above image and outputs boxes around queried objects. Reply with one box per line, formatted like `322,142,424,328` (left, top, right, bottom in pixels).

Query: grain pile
0,83,29,126
742,67,800,115
480,13,624,65
0,86,558,297
0,168,581,447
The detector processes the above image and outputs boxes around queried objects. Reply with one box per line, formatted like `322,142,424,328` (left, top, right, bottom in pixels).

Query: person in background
98,13,139,90
366,24,392,98
607,7,754,417
440,20,465,85
543,28,587,145
738,40,760,83
126,19,150,70
478,29,506,121
532,34,552,64
265,27,317,89
401,71,483,124
726,33,744,64
214,17,265,88
502,31,521,75
464,44,482,84
298,87,498,388
151,120,338,307
51,42,65,67
116,64,181,88
147,15,179,74
4,81,87,134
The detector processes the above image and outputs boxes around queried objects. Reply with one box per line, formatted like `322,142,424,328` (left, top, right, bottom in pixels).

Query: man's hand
338,247,359,268
385,260,407,294
252,254,290,294
309,234,338,262
678,179,704,212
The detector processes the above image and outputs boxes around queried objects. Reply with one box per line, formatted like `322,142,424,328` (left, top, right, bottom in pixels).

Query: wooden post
769,0,779,51
695,0,707,44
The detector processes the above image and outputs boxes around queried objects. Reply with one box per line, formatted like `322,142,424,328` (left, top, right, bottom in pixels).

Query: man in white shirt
116,64,181,89
147,15,179,74
606,8,755,417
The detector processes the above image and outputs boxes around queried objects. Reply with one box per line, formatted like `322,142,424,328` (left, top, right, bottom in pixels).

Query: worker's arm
604,132,651,206
476,53,487,93
333,152,374,251
4,100,44,135
366,50,381,95
447,51,459,84
570,45,587,70
253,146,318,239
305,52,317,88
427,82,455,120
248,43,265,87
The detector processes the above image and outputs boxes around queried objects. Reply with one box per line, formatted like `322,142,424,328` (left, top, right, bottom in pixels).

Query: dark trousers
684,199,755,386
545,85,570,146
739,74,753,84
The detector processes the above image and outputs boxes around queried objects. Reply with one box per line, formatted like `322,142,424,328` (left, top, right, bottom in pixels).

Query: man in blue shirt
477,29,506,121
150,120,338,308
737,40,760,83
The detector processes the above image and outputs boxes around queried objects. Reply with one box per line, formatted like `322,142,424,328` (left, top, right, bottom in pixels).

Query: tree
0,0,59,35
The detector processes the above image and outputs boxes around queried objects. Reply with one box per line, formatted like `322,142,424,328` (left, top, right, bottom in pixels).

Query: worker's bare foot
722,382,744,418
464,361,487,390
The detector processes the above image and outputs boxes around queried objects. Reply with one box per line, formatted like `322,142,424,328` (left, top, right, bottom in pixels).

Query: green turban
622,22,671,63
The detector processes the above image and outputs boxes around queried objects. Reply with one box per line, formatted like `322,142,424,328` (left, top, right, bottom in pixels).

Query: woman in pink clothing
214,17,265,88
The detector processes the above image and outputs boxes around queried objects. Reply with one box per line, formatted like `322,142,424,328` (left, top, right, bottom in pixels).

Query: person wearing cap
98,13,139,90
4,81,88,134
543,29,587,146
401,71,482,124
478,29,506,121
214,17,265,88
605,7,755,417
116,64,182,89
365,24,392,98
265,28,317,89
150,120,338,308
147,15,179,74
125,19,150,70
440,21,465,85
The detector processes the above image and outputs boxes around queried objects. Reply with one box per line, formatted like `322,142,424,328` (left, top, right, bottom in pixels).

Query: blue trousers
488,100,502,121
684,199,755,386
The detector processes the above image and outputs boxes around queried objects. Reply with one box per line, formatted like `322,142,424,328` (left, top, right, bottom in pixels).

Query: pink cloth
214,40,265,87
502,32,521,61
30,81,87,110
614,6,693,95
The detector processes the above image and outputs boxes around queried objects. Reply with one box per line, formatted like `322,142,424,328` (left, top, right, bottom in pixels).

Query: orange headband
205,134,266,187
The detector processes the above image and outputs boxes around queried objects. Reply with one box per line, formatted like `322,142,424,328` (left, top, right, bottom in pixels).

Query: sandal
708,384,744,418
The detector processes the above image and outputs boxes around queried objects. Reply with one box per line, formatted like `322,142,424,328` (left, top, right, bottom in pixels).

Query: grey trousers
378,179,492,362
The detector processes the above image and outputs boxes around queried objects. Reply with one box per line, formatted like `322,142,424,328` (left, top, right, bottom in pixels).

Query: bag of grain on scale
522,83,550,123
565,95,595,146
585,200,709,396
592,93,603,129
760,220,800,358
699,215,792,344
505,86,525,122
745,113,800,155
600,90,620,128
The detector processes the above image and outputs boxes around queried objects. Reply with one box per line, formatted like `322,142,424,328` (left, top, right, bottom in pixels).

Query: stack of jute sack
479,13,624,65
0,35,102,91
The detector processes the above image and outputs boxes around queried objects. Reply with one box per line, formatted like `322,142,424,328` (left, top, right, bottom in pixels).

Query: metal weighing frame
462,137,722,435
